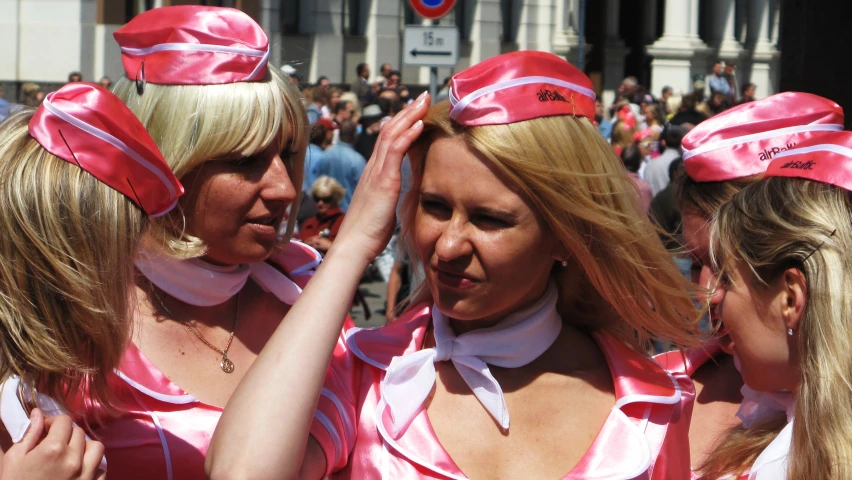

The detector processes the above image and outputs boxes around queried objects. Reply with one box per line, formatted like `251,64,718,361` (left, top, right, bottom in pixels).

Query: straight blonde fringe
112,67,309,257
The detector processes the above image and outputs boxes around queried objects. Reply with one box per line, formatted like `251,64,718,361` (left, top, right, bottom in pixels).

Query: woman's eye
233,155,261,167
421,200,449,213
473,215,510,228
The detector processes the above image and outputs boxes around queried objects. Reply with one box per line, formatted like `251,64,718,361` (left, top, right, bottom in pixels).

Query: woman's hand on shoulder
1,409,105,480
331,92,430,264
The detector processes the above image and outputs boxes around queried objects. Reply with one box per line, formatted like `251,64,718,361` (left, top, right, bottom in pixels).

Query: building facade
0,0,780,107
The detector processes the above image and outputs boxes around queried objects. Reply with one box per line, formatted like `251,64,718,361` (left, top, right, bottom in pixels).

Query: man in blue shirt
707,60,732,97
313,121,366,211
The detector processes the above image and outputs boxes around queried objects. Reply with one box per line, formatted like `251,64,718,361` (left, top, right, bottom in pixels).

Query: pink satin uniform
310,305,696,479
91,241,349,480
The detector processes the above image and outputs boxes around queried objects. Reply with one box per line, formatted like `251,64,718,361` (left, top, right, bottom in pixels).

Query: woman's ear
551,242,570,263
781,268,808,331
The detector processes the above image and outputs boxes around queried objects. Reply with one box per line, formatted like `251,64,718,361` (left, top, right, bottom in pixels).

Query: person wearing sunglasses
296,176,347,254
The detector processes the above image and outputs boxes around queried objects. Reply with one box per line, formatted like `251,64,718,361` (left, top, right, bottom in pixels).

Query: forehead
421,136,530,210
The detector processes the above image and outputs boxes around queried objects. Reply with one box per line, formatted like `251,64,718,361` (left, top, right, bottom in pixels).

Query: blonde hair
610,121,635,149
0,109,147,421
112,67,309,257
706,177,852,479
310,175,345,207
400,101,701,350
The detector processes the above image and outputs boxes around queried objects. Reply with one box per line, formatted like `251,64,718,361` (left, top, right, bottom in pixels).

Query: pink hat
681,92,843,182
29,83,183,216
765,131,852,192
113,6,270,86
448,51,596,127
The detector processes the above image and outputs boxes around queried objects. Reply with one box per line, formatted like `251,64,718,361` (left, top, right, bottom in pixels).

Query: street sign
408,0,456,20
403,25,459,67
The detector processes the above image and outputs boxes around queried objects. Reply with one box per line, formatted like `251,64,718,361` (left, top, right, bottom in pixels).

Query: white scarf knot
382,283,562,436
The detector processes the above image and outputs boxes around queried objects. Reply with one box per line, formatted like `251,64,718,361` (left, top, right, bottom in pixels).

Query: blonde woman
655,92,844,478
706,130,852,479
295,176,347,254
0,83,182,479
209,51,700,479
88,6,342,480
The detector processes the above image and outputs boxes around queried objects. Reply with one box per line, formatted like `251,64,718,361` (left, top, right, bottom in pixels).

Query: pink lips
433,266,479,289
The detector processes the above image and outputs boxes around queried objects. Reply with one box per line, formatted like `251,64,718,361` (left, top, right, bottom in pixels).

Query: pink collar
347,306,682,479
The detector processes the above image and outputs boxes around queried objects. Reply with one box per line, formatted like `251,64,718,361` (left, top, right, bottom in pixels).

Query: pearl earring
788,328,794,336
561,260,568,267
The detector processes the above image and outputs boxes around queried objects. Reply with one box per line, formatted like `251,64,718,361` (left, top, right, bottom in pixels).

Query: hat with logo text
681,92,844,182
764,131,852,191
448,51,596,127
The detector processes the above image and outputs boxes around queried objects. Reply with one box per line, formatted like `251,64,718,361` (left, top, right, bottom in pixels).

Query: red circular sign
409,0,456,20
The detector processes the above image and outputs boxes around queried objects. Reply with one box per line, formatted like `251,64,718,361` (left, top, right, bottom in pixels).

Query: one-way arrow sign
410,48,452,57
403,26,459,67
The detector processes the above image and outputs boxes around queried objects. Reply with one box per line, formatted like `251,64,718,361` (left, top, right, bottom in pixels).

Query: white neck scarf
733,355,796,428
135,248,302,306
381,283,562,436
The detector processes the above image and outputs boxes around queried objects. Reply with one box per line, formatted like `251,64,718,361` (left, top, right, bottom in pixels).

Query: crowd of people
0,5,850,480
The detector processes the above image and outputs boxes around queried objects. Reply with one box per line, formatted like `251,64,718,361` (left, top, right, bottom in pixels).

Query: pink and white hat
29,83,183,216
448,51,596,127
681,92,844,182
113,6,270,86
765,131,852,191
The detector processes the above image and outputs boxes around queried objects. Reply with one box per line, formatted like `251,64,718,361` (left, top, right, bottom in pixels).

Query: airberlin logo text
759,142,797,161
538,89,568,102
779,159,816,170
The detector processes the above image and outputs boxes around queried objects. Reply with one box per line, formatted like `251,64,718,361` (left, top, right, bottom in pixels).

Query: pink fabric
681,92,843,183
89,242,349,480
764,130,852,192
114,6,269,86
28,83,182,216
311,305,695,479
448,51,596,127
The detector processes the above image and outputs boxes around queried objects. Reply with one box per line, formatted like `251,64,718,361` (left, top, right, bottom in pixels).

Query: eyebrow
419,191,519,222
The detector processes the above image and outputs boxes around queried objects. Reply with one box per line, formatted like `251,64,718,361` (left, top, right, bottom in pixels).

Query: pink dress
655,343,748,480
91,241,351,480
311,304,696,479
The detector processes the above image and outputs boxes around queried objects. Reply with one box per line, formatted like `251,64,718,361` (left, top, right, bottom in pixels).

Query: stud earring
788,328,794,336
561,260,568,267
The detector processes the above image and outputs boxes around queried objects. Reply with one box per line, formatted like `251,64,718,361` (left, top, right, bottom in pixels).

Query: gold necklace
151,283,240,374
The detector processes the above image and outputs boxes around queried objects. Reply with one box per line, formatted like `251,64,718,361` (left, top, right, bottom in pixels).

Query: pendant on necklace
220,355,235,373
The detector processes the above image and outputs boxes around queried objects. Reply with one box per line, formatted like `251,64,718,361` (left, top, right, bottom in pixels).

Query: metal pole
577,0,586,71
429,18,440,99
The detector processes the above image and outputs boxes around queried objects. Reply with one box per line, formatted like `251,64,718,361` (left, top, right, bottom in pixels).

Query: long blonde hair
400,101,701,350
112,67,309,256
708,177,852,479
0,109,147,419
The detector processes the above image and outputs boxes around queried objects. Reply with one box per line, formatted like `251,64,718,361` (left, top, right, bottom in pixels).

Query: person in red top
297,175,347,253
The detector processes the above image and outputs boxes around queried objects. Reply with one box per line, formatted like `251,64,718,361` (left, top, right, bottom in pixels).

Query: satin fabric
765,130,852,192
681,92,843,183
310,304,695,479
448,51,596,127
89,241,334,480
382,283,562,434
28,83,183,216
114,6,269,85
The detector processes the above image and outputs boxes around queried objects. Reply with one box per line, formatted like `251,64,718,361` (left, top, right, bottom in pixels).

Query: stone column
307,0,345,84
517,0,556,53
601,0,630,111
364,0,400,84
646,0,710,96
710,0,744,60
746,0,780,98
469,0,503,64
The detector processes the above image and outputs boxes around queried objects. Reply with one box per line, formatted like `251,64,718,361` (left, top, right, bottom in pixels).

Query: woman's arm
206,93,430,480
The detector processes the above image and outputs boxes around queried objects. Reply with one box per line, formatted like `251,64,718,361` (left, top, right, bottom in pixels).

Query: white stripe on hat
681,123,843,160
42,95,178,209
449,75,596,120
772,143,852,160
120,42,268,58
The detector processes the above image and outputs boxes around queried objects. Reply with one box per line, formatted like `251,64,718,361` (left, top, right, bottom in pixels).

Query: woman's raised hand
1,409,106,480
332,92,430,264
